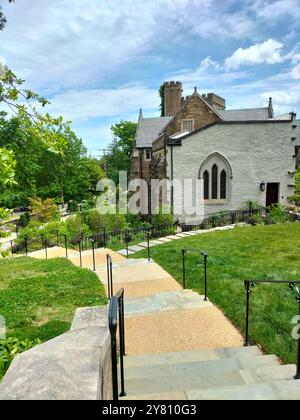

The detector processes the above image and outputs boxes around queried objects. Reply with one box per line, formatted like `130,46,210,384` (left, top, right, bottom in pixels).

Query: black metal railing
108,288,126,400
107,254,113,299
181,248,208,300
244,280,300,380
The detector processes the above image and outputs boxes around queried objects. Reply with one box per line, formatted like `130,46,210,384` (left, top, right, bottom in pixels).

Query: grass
132,223,300,365
0,257,107,342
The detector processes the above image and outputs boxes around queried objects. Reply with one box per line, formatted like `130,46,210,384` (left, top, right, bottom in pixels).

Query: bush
0,337,41,380
29,197,60,224
268,204,290,224
151,207,174,228
65,215,90,244
86,210,127,233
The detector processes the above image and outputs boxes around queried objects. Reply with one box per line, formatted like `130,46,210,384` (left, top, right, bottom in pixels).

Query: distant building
130,82,298,221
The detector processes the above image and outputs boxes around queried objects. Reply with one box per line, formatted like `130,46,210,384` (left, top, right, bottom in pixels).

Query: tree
104,120,137,184
28,197,59,224
0,0,14,31
159,84,165,117
0,113,104,207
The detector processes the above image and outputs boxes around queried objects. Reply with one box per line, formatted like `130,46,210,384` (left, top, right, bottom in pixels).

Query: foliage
159,84,165,117
0,337,41,379
65,215,90,244
132,223,300,365
288,169,300,206
86,209,127,233
0,147,16,188
0,257,107,378
103,120,137,184
151,208,174,227
29,197,59,224
0,114,104,207
0,0,14,32
267,204,290,224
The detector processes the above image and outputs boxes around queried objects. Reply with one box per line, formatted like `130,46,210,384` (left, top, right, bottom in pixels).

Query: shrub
29,197,60,224
268,204,290,224
0,337,41,380
65,215,90,244
151,208,174,228
86,210,127,233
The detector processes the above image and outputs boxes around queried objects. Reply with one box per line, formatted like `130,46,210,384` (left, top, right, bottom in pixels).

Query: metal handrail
106,254,113,299
181,249,208,300
244,280,300,380
108,288,126,400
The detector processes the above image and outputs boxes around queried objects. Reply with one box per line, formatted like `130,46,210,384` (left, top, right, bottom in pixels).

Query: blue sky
1,0,300,156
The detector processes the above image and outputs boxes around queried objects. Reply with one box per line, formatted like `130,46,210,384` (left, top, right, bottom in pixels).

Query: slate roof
135,116,173,148
218,108,270,121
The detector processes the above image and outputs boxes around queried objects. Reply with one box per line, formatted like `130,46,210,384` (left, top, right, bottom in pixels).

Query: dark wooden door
266,183,279,208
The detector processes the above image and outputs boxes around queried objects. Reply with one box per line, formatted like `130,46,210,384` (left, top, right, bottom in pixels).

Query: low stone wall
0,306,112,400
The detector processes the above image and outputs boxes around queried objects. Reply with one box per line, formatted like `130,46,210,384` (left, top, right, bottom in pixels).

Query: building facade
129,81,297,220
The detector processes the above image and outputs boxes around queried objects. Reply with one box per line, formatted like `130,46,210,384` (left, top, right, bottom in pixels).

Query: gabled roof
218,108,270,121
135,116,173,148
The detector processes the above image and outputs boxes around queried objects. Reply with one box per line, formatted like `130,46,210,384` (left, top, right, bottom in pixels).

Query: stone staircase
122,347,299,400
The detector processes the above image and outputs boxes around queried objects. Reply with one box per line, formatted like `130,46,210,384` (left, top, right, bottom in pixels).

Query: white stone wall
167,122,296,222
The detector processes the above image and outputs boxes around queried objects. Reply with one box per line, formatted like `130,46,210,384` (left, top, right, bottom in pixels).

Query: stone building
130,81,298,220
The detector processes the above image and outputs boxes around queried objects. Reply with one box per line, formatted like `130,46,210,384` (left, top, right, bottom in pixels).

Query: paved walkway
28,225,244,355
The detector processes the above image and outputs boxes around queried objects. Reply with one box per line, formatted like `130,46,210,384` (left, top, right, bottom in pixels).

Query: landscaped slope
132,223,300,365
0,257,107,342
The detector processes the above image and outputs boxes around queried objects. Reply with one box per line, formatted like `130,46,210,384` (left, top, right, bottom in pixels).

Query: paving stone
138,242,158,248
117,249,135,256
128,245,145,253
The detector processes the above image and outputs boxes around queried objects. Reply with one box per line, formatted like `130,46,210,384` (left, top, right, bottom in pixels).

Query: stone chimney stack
164,81,182,117
206,93,226,110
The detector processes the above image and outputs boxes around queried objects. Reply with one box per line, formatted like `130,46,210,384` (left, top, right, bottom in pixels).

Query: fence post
10,240,14,257
56,230,59,247
295,295,300,380
64,235,68,258
25,237,28,256
119,293,127,397
245,280,251,346
201,251,208,301
147,232,151,262
78,241,82,268
182,249,187,289
103,228,107,249
92,239,96,271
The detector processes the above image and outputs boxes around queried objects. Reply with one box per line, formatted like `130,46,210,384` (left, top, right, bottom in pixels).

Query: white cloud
225,39,284,70
292,63,300,80
45,84,158,122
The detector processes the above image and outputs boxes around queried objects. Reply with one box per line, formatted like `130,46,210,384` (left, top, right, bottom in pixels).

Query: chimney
206,93,226,110
164,81,182,117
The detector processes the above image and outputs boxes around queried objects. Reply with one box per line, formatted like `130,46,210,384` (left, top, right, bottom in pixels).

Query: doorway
266,183,279,208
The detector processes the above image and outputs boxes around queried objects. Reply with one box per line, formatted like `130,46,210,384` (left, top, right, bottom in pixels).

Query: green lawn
0,257,107,342
132,223,300,365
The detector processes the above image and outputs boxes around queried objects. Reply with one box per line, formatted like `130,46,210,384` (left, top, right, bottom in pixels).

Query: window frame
182,119,194,133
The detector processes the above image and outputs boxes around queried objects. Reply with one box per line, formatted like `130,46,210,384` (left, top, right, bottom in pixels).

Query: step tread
124,356,282,395
124,346,262,367
124,355,281,380
125,290,212,316
186,379,300,400
124,379,300,401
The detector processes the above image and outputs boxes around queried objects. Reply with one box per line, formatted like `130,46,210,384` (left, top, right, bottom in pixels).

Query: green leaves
0,147,16,188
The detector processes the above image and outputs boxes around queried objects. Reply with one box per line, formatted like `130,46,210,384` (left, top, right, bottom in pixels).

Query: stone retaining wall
0,306,112,400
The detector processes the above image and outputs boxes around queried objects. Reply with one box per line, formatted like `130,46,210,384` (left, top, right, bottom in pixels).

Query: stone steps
125,380,300,401
124,355,279,380
122,346,300,400
125,290,212,317
124,346,263,367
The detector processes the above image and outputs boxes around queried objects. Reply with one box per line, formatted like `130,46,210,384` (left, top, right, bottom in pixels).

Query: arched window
204,171,209,200
220,170,227,199
212,165,218,199
199,153,232,202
